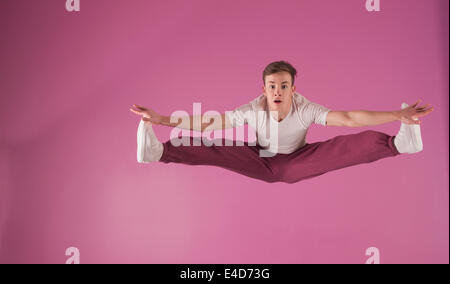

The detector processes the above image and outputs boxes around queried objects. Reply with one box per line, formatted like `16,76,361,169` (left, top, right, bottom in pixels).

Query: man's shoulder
248,94,267,111
293,92,308,105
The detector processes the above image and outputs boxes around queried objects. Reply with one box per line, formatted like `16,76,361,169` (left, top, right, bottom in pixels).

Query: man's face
262,72,296,112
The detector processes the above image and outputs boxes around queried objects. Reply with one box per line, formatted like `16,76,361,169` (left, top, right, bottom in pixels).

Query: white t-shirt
228,92,330,154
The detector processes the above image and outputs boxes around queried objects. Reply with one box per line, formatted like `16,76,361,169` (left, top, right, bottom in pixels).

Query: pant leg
159,136,277,183
273,130,400,184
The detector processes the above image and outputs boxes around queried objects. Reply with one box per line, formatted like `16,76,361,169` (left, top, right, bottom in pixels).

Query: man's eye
282,85,287,89
270,85,275,89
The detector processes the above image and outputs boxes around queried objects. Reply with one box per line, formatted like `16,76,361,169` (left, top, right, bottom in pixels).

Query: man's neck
268,101,292,122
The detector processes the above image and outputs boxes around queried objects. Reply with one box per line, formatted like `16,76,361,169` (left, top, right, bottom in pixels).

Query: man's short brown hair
262,61,297,86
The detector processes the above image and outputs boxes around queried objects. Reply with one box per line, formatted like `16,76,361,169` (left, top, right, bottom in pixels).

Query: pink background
0,0,448,264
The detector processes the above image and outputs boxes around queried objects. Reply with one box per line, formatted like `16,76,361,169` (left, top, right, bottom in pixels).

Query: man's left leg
272,130,401,184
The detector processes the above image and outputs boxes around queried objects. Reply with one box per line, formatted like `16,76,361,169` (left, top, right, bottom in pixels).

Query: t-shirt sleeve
301,100,331,127
225,103,254,127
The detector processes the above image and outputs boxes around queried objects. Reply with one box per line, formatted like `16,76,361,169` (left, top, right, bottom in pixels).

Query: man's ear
262,85,266,96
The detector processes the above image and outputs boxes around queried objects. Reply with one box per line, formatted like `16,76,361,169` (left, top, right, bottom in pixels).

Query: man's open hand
129,104,163,125
397,100,434,124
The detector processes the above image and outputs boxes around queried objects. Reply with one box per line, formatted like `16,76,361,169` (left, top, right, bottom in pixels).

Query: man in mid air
129,61,434,183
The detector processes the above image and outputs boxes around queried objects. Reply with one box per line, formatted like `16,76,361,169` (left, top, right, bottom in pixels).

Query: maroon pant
159,130,400,184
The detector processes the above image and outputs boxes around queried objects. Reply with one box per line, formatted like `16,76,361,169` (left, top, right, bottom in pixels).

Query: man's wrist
160,116,170,126
392,110,402,121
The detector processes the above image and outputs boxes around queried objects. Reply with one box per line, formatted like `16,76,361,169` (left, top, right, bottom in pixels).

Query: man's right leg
159,136,277,183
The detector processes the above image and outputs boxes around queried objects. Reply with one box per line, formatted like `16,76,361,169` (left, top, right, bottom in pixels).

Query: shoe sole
137,120,146,162
401,102,423,152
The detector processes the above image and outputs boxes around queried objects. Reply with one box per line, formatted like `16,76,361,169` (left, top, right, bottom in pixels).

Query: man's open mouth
274,100,282,104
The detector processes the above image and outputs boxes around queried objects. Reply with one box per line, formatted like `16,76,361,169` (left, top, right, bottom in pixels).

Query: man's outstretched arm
326,100,434,127
159,113,233,132
129,105,234,132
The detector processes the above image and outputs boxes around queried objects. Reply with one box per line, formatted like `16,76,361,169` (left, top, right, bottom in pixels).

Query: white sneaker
393,103,423,154
137,119,163,163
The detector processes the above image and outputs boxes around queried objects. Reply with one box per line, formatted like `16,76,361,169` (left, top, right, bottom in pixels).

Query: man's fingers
133,104,147,110
129,108,143,115
411,99,421,108
416,103,430,109
417,108,433,113
415,105,433,111
416,108,434,116
415,103,431,111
